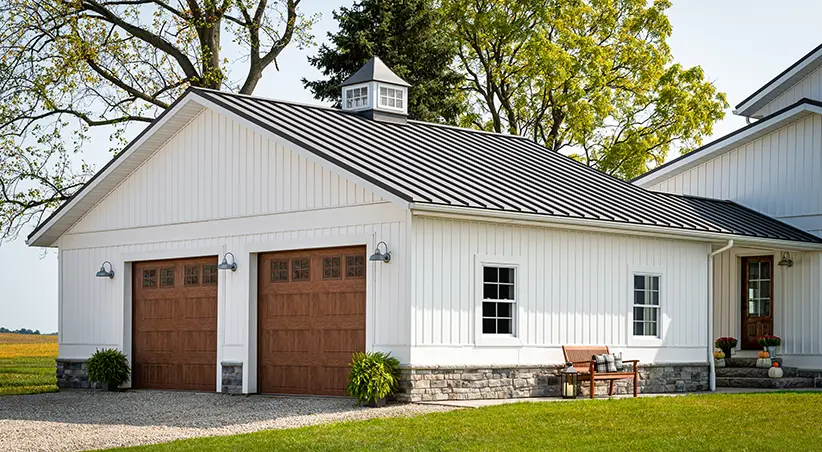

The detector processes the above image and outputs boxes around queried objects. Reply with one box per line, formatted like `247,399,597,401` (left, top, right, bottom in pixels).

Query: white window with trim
632,274,660,337
482,266,516,335
378,85,405,111
344,86,369,109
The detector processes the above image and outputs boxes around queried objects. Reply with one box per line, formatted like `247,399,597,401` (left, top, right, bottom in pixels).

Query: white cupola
340,56,411,124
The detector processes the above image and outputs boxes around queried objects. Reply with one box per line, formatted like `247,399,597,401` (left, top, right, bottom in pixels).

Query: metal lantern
561,362,578,399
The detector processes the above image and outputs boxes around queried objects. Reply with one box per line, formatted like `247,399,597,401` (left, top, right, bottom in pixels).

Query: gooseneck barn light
95,261,115,279
218,252,238,272
778,252,794,268
368,241,392,263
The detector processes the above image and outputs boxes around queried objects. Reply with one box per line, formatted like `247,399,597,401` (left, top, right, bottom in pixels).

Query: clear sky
2,0,821,332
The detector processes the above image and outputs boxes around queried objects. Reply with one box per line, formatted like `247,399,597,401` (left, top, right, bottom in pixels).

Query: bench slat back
562,345,610,369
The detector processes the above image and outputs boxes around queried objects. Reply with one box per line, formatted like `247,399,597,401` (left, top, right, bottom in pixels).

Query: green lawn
110,392,822,451
0,333,58,396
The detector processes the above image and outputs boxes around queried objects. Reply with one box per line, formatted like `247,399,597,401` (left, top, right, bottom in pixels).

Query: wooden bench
562,345,639,399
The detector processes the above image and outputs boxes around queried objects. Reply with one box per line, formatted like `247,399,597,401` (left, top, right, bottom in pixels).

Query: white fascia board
26,95,205,248
734,46,822,118
409,203,822,252
633,102,822,188
189,92,411,211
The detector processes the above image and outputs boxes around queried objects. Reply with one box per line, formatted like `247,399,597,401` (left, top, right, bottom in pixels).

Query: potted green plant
714,337,737,365
758,335,782,359
347,351,400,407
87,348,131,391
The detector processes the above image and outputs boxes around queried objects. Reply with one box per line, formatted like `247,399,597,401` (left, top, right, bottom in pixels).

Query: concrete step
725,357,783,368
716,376,814,389
716,366,798,378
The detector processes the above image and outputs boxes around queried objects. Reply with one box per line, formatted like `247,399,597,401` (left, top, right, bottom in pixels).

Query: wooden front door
741,256,774,350
258,246,366,396
132,256,218,390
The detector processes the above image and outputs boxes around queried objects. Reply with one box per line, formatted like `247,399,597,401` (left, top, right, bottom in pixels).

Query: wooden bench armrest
623,360,640,364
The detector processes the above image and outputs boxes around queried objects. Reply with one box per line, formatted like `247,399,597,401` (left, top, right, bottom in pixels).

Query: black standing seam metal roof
26,87,822,245
189,88,821,244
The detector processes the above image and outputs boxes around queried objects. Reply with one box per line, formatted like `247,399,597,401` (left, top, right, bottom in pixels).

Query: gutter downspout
708,240,734,391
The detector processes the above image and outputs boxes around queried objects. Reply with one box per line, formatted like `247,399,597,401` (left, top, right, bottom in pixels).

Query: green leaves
346,351,400,406
303,0,465,124
446,0,728,179
86,348,131,387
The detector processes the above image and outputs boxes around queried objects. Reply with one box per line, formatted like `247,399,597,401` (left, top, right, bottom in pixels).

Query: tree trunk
196,20,223,89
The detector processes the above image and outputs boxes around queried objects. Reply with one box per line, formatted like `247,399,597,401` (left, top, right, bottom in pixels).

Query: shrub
346,351,400,406
87,348,131,388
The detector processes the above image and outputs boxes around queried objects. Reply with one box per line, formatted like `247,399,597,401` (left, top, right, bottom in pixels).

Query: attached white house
634,42,822,373
30,56,822,401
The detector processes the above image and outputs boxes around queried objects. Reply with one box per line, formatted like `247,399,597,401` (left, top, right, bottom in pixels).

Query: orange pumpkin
772,362,780,368
759,351,770,359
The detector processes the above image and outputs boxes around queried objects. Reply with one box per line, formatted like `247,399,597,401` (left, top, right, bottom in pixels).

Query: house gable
66,107,385,235
643,113,822,230
735,42,822,118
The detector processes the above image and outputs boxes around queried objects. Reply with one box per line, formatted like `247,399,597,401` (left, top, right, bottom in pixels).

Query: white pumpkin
714,359,726,368
768,366,783,379
756,358,772,368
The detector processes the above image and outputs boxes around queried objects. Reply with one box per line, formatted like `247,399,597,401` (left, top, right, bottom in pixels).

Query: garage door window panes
142,268,157,288
323,257,342,279
202,265,218,285
160,267,175,288
482,266,516,335
184,265,200,286
346,255,365,278
271,259,289,282
292,258,310,281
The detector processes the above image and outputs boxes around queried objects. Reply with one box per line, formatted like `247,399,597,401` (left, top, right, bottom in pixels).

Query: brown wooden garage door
133,256,218,391
258,246,366,395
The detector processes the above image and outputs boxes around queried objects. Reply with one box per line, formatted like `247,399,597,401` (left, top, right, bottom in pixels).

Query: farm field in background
0,333,58,395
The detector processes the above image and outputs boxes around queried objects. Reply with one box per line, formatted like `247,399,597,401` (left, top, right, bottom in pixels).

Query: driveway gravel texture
0,390,455,451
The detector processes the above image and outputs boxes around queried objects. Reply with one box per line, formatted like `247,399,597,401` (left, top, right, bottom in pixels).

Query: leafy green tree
0,0,316,241
443,0,728,179
303,0,464,123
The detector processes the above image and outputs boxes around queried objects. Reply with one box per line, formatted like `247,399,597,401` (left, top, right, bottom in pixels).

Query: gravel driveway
0,390,454,451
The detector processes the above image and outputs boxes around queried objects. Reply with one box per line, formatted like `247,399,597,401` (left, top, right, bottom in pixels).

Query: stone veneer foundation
221,362,243,394
56,359,100,389
396,363,710,402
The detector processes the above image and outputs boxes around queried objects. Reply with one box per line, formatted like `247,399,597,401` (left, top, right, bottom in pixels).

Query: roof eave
409,203,822,251
734,42,822,117
26,92,207,248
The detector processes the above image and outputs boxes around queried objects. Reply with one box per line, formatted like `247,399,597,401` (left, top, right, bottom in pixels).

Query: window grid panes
379,86,404,109
747,261,771,317
184,265,200,286
202,264,218,285
142,268,157,288
291,258,310,281
271,259,289,282
633,274,660,337
322,256,342,279
482,266,515,335
346,255,365,278
345,87,368,109
159,267,175,288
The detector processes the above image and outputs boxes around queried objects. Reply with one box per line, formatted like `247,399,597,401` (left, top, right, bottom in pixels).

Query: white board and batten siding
647,114,822,235
712,248,822,368
753,64,822,118
57,108,411,392
408,216,710,366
